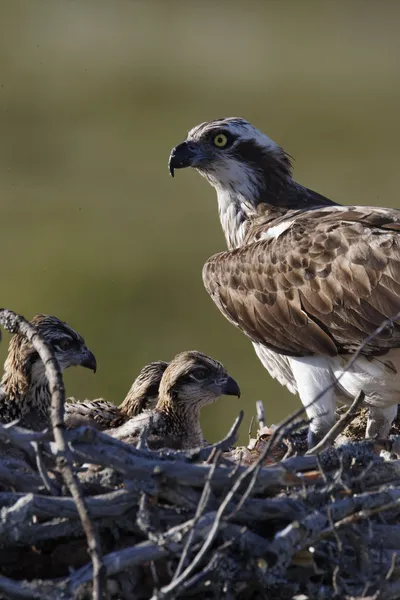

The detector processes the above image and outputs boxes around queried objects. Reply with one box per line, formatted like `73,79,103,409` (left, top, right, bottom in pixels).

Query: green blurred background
0,0,399,444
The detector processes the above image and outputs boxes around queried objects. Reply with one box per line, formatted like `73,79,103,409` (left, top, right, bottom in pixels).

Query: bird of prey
108,350,240,450
64,360,168,429
0,314,97,429
169,118,400,447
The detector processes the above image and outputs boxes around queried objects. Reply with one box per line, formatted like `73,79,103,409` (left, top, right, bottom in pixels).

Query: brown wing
65,399,125,430
203,206,400,357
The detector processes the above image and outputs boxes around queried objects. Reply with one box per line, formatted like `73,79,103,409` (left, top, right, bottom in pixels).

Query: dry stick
256,400,266,429
172,450,222,581
137,415,151,450
31,440,60,496
178,540,234,595
154,451,262,600
306,391,366,455
248,415,255,442
154,412,303,597
225,407,312,523
0,309,104,600
194,411,243,461
68,512,219,593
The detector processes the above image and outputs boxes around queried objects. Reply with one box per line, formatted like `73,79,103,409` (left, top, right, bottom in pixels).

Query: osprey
64,360,168,429
0,314,97,429
109,350,240,450
169,117,400,447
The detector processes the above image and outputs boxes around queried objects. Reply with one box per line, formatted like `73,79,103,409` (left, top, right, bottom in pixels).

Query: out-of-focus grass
0,0,399,443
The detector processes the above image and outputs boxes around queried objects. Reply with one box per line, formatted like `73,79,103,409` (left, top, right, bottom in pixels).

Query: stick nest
1,309,400,600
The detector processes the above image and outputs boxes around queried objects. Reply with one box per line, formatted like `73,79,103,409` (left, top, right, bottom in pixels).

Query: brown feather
203,206,400,357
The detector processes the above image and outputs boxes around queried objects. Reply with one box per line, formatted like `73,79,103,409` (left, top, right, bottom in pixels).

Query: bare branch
306,391,366,455
256,400,266,429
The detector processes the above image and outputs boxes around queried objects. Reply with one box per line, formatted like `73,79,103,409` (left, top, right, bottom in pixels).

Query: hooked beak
80,348,97,373
168,141,199,177
222,375,241,398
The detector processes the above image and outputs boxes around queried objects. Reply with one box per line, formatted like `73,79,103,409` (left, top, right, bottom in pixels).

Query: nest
1,309,400,600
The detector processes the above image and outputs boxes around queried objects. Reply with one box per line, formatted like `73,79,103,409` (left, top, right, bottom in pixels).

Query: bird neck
215,187,255,250
212,172,337,250
157,393,200,418
156,393,202,441
0,362,50,422
120,388,146,417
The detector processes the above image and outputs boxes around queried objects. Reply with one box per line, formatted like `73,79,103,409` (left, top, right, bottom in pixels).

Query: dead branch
307,391,366,455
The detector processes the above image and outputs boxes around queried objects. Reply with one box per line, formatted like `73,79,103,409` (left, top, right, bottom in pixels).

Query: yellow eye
213,133,228,148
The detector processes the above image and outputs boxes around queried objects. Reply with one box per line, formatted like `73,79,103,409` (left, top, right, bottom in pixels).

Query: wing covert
203,207,400,357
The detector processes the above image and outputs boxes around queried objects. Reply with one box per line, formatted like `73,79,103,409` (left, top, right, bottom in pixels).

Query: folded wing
203,206,400,357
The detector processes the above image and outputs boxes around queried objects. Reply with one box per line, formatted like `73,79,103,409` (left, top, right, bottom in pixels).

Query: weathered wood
1,310,400,599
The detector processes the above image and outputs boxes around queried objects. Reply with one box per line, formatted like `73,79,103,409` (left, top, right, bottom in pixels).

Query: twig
256,400,266,429
137,416,151,451
31,441,60,496
178,540,234,595
172,450,221,580
155,440,274,598
67,512,218,594
306,391,366,455
193,411,244,461
225,407,309,522
248,415,255,442
0,309,104,600
136,492,160,543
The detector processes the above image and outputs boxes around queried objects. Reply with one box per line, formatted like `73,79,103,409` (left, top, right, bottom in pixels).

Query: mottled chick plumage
108,350,240,450
0,314,96,429
64,361,168,429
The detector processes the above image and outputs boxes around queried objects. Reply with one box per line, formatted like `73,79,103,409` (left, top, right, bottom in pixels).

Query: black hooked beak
168,142,198,177
81,349,97,373
223,376,241,398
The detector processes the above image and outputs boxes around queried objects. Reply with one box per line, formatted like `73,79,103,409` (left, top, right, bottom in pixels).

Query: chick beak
223,376,241,398
81,349,97,373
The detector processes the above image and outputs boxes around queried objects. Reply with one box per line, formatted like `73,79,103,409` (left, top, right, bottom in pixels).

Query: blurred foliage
0,0,399,444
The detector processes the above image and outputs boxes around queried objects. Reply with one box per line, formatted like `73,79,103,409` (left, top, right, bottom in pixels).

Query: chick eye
191,368,209,381
213,133,228,148
57,338,73,351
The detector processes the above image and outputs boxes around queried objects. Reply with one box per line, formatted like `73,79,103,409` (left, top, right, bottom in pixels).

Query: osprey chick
0,314,97,429
108,350,240,450
169,118,400,447
64,361,168,429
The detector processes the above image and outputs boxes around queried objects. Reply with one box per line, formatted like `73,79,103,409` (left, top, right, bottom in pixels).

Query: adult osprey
169,118,400,447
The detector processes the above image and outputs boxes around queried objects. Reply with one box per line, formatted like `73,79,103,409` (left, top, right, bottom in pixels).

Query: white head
169,117,291,201
169,118,293,248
